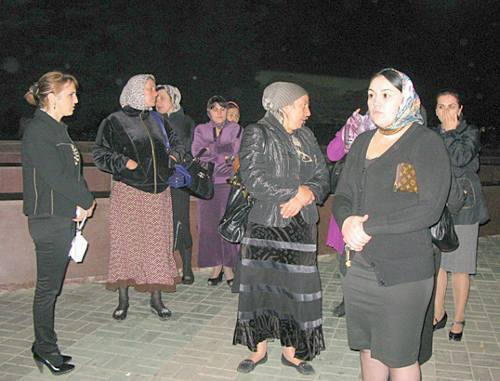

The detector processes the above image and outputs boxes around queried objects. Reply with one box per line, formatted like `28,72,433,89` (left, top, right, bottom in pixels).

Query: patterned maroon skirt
107,181,179,292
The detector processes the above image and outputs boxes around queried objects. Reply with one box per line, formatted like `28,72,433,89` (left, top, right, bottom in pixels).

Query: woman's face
144,79,158,108
51,81,78,118
436,94,462,124
155,89,174,114
282,94,311,133
367,75,404,129
209,103,227,124
226,107,240,123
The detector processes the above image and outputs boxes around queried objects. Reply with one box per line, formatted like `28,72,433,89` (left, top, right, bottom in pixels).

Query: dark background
1,0,498,146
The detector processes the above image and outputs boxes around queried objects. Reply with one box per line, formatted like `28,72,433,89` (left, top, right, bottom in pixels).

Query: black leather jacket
239,112,329,227
435,120,489,225
93,107,184,193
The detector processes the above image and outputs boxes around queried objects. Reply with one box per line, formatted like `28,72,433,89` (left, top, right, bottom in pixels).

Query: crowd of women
21,68,487,379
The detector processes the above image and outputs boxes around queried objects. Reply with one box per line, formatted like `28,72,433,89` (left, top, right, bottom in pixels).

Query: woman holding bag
233,82,329,375
22,71,96,375
191,96,242,286
433,90,489,341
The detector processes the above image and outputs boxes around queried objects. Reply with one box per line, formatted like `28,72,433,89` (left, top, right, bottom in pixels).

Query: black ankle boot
112,287,129,320
150,290,172,320
180,248,194,284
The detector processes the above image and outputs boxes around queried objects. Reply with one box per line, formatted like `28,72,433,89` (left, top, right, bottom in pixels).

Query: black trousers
28,215,74,366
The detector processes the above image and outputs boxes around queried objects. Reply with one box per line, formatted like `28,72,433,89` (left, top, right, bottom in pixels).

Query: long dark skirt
233,215,325,361
197,183,238,268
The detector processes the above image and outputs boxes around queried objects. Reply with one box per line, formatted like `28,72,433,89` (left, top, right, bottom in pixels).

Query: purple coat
326,129,346,254
191,121,242,184
326,112,377,253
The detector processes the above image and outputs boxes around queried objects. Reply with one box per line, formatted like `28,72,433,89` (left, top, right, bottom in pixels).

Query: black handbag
329,156,346,194
218,173,254,243
430,206,459,252
186,148,215,200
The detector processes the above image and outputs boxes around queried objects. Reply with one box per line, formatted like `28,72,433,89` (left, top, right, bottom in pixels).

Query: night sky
1,0,498,143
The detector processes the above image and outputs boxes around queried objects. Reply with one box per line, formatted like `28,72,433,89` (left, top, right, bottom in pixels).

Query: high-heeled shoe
207,269,224,286
31,344,71,363
112,304,129,320
32,350,75,375
449,320,465,341
433,311,447,331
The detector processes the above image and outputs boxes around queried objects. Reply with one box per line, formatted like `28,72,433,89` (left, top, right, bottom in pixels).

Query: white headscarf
119,74,155,111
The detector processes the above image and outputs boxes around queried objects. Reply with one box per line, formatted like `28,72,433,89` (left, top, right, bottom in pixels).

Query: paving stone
1,237,499,380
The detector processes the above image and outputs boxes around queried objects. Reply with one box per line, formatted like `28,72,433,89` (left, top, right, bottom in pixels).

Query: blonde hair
25,71,78,108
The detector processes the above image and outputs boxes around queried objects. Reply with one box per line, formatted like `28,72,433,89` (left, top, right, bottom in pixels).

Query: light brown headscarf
119,74,155,111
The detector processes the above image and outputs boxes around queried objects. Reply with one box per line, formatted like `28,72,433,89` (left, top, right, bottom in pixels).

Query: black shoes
182,274,195,285
150,303,172,320
112,304,129,320
31,345,71,363
449,320,465,341
433,311,447,331
333,299,345,317
32,349,75,375
281,355,315,375
208,269,224,286
226,278,234,287
237,353,268,373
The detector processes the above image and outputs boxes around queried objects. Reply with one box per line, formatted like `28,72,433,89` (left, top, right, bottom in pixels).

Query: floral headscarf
380,68,423,131
156,84,181,115
119,74,155,111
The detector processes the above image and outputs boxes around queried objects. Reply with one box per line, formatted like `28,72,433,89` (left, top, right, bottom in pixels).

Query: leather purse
430,206,459,252
218,173,253,243
186,148,215,200
393,162,418,193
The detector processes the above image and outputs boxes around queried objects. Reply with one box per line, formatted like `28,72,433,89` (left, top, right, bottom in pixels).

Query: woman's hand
74,206,88,222
296,185,315,206
280,197,304,218
74,201,96,222
126,159,138,170
441,109,460,131
342,215,372,251
86,200,97,218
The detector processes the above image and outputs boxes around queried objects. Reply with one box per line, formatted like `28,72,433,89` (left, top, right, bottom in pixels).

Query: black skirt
232,215,325,361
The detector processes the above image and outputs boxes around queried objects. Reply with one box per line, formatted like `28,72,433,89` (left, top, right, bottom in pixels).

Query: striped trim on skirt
232,215,325,361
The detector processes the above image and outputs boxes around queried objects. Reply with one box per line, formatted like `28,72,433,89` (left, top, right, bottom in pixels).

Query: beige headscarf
156,84,182,115
119,74,155,111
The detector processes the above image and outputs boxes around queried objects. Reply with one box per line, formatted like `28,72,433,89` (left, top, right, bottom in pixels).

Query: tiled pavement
1,236,499,381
